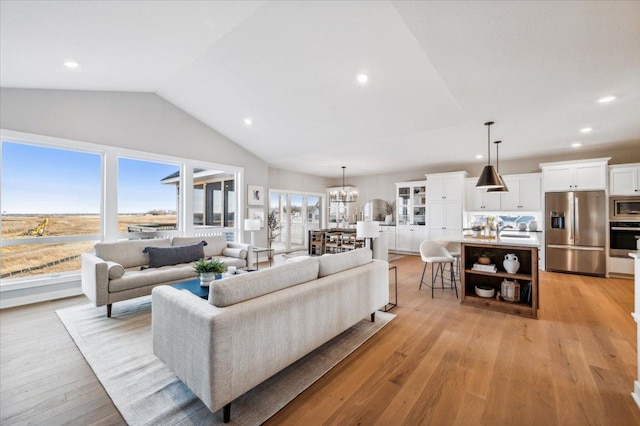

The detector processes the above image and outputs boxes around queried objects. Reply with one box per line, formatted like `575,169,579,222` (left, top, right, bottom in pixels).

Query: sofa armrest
152,286,228,412
81,253,110,307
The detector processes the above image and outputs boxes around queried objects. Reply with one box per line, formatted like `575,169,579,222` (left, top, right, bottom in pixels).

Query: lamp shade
356,221,380,239
476,165,503,188
486,174,509,192
244,218,261,231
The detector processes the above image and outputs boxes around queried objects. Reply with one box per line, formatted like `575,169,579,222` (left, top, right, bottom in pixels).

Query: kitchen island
441,232,540,319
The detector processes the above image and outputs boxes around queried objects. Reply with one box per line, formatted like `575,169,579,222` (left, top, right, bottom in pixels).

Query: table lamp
244,218,261,247
356,221,380,252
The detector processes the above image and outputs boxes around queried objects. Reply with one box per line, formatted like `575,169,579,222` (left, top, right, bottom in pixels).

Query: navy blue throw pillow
143,241,207,268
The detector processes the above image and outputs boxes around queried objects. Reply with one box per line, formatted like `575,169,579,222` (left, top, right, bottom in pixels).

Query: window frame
1,129,244,288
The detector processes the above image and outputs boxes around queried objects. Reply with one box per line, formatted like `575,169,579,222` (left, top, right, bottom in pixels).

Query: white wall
268,167,332,194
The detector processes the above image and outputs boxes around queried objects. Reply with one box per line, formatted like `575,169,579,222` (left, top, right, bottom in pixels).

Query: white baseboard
0,279,82,309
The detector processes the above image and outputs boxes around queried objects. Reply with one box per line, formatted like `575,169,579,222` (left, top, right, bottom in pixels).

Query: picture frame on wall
247,207,265,228
248,185,265,205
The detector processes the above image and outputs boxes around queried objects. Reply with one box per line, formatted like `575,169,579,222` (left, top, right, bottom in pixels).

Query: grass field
1,214,176,278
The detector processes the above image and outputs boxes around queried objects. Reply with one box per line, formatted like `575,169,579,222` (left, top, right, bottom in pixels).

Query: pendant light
330,166,358,203
487,140,509,193
475,121,503,188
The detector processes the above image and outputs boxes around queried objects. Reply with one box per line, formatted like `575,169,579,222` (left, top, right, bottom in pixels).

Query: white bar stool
419,240,458,298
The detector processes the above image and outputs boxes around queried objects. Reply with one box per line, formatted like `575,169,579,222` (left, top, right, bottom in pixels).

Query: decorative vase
200,272,215,287
503,253,520,274
385,214,393,225
528,220,538,231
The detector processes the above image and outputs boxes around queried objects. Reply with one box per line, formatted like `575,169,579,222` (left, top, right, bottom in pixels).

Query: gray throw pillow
143,241,207,268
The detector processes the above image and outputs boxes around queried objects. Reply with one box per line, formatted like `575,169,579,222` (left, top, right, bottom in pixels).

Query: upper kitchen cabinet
500,173,542,211
427,172,467,238
465,178,501,211
464,173,541,212
609,163,640,195
540,158,610,192
427,172,465,201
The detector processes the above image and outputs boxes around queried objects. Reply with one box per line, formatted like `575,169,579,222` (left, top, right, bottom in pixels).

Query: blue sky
2,142,178,214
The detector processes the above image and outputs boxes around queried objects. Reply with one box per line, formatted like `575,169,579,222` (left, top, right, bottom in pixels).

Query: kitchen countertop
630,252,639,260
439,232,541,247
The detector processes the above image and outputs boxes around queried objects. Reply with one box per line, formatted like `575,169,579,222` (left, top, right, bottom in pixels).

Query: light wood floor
1,255,639,425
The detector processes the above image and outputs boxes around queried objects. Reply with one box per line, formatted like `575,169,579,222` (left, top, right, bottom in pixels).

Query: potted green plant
194,258,227,286
267,210,282,251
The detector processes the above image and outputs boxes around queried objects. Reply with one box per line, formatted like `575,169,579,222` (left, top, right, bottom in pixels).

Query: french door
269,190,323,252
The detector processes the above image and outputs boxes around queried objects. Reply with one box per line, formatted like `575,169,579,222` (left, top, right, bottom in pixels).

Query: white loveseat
81,235,251,317
152,248,388,423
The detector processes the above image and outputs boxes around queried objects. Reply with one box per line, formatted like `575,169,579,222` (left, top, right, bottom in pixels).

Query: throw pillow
143,241,207,268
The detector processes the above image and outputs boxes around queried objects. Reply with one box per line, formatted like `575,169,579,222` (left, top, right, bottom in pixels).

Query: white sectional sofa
152,248,389,423
81,235,251,317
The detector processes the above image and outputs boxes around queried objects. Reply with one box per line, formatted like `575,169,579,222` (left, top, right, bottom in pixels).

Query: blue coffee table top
172,279,209,299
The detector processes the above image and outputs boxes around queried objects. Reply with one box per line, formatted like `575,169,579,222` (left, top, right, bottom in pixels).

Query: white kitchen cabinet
610,164,640,195
395,181,427,226
464,178,502,211
500,173,542,211
380,225,396,251
395,180,427,253
427,171,466,239
395,226,428,252
541,158,610,192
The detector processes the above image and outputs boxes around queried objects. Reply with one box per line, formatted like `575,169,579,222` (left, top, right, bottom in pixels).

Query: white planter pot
385,214,393,225
200,272,215,287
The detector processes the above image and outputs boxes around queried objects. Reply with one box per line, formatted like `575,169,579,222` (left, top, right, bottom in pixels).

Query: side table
252,247,274,270
380,265,398,312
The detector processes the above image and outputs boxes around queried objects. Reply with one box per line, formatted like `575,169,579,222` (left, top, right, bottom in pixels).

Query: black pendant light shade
476,122,503,188
487,140,509,193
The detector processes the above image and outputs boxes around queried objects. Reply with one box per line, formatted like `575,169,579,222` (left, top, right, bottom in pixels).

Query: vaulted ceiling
2,1,639,178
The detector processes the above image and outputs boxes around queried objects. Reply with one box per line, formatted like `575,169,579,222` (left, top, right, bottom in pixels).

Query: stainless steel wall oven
610,221,640,257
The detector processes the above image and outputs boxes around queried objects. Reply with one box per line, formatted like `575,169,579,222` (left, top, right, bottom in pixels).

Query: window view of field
1,213,176,279
1,142,180,280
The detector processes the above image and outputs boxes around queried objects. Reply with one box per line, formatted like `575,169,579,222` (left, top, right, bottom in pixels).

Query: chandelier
330,166,358,203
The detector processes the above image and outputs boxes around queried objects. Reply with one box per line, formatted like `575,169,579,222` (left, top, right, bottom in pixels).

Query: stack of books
472,263,497,273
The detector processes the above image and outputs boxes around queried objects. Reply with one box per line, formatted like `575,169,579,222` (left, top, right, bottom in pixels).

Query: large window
1,142,101,279
0,133,243,284
118,158,179,234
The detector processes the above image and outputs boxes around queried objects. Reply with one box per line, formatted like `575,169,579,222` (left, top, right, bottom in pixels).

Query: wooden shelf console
461,242,539,319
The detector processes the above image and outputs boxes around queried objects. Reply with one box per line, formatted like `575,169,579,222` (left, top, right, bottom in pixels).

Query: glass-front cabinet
396,181,426,226
395,180,428,252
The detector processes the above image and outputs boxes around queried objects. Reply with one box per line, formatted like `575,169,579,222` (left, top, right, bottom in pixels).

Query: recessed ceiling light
243,118,252,126
356,73,368,84
63,61,79,68
598,96,616,103
475,154,483,159
580,127,593,133
571,142,582,148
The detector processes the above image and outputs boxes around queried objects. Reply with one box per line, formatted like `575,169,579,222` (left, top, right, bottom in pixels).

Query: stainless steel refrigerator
545,191,606,276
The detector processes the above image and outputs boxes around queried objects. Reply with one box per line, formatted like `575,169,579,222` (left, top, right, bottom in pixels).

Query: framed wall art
248,184,265,205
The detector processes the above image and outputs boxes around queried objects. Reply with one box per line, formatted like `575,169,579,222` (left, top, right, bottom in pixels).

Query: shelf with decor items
461,242,539,319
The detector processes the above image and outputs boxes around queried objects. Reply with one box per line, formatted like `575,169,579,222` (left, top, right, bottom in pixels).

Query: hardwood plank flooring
1,255,638,425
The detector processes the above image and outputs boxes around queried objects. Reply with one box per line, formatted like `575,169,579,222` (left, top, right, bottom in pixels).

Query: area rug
56,297,394,425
